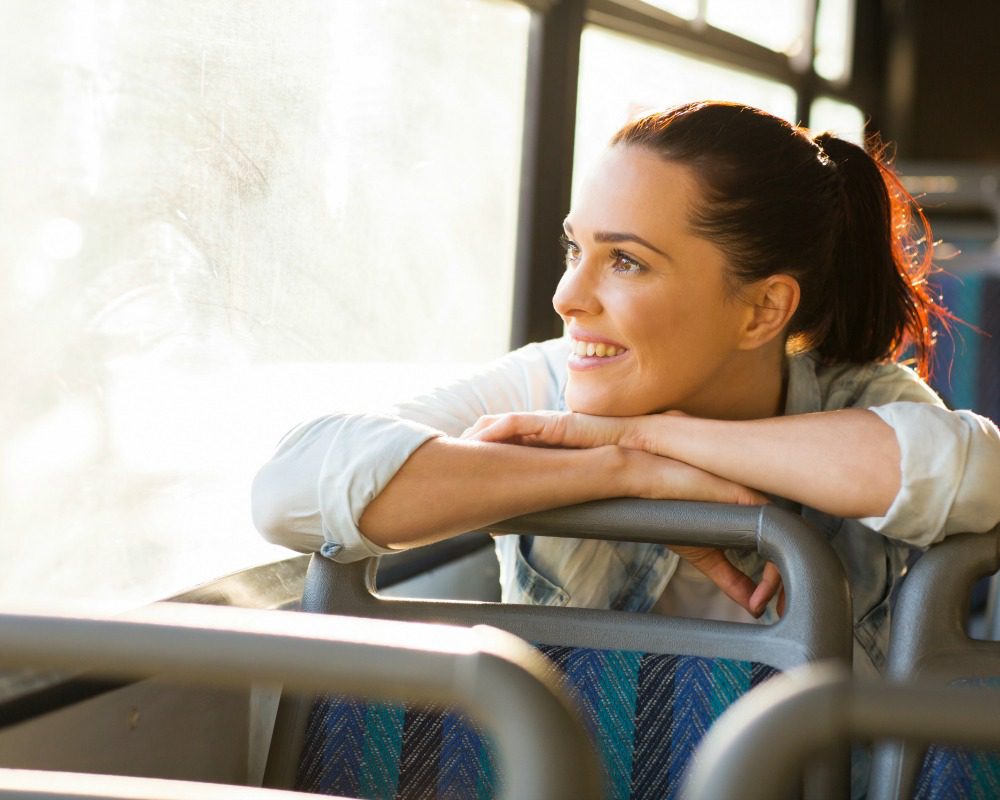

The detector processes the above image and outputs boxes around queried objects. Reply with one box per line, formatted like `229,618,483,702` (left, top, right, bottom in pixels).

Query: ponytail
812,132,942,377
612,102,949,378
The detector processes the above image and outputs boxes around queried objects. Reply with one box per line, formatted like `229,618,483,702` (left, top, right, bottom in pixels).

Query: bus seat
679,661,1000,800
0,604,600,800
868,526,1000,800
264,499,854,800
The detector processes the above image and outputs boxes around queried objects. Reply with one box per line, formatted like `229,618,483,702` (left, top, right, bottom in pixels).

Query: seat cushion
294,645,779,800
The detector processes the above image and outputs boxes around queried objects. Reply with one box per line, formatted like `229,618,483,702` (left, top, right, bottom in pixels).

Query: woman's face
555,145,755,418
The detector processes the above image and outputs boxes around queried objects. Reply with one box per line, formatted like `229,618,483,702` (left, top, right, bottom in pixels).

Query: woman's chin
565,390,637,417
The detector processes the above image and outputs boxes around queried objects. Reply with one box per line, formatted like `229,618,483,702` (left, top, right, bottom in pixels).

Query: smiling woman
252,101,1000,697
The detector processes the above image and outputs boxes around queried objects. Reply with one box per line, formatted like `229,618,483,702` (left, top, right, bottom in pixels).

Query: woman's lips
568,328,626,350
567,336,629,370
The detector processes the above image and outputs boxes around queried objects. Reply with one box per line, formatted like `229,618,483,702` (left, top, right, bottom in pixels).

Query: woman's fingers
670,548,784,619
669,546,758,615
461,412,548,443
463,411,618,448
748,561,783,617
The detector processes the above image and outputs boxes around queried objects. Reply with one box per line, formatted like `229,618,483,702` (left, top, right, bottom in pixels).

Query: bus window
0,0,529,612
810,96,866,144
705,0,812,57
574,26,797,198
814,0,856,84
641,0,699,20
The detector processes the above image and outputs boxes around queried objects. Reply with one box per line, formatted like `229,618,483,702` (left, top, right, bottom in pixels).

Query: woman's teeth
573,340,620,357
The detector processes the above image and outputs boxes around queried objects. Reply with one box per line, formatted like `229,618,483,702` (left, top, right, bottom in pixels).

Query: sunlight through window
0,0,528,611
575,26,797,196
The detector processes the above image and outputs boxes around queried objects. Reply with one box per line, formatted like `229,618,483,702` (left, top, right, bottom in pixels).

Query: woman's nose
552,262,602,320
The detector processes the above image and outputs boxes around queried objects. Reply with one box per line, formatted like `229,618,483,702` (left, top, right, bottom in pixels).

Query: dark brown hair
611,101,946,377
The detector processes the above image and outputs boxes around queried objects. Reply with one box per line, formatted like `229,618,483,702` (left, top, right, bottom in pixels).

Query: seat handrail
885,527,1000,680
0,603,602,800
867,525,1000,800
319,499,852,667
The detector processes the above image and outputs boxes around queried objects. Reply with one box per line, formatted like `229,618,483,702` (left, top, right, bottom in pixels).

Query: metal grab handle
480,499,848,633
482,498,767,547
681,662,1000,800
0,604,602,800
327,499,851,664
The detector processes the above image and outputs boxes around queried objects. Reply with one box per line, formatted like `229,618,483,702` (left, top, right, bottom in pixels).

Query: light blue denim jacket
252,338,1000,678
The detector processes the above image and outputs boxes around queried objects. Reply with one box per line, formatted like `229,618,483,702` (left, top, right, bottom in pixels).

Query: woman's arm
252,340,767,563
360,434,779,616
631,409,901,519
359,438,629,548
466,403,1000,543
252,342,569,559
359,436,768,550
465,409,900,518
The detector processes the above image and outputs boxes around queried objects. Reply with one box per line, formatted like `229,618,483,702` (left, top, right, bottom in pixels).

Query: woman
253,101,1000,674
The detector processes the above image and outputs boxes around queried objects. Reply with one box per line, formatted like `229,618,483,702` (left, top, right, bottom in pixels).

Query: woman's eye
560,236,581,267
611,249,645,275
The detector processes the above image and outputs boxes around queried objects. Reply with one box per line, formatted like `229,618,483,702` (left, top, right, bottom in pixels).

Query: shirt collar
784,352,824,416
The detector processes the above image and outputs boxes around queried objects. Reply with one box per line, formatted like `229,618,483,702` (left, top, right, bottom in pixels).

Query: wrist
624,414,672,456
585,444,635,498
602,445,645,498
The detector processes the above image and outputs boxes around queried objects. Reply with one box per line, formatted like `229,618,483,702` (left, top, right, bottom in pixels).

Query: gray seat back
868,526,1000,800
302,500,851,665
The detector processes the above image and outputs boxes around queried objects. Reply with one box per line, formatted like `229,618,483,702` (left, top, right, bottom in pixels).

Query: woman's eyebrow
563,222,671,259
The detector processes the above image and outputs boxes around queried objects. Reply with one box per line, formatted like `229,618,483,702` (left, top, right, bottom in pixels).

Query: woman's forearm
631,409,901,518
359,438,630,549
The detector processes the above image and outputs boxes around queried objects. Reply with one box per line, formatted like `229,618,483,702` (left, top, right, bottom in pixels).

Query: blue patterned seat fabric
912,677,1000,800
294,644,780,799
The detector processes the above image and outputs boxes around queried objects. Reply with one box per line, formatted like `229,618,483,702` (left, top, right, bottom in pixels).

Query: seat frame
264,499,854,797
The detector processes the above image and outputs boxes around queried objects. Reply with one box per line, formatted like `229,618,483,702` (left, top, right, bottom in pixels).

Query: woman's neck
679,345,788,421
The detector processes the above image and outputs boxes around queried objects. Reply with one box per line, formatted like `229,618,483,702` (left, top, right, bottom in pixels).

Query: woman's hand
624,449,782,617
669,547,785,618
464,412,784,617
462,410,642,449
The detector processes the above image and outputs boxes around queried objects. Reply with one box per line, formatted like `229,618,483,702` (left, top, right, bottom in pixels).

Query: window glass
705,0,810,56
640,0,699,19
0,0,528,611
575,26,798,197
814,0,856,83
809,96,866,145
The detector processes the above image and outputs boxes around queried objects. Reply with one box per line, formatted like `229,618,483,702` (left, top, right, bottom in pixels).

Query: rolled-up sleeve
251,413,443,561
250,339,568,561
860,403,1000,547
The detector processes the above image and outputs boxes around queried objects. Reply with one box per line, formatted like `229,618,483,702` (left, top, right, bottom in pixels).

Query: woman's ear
738,274,800,350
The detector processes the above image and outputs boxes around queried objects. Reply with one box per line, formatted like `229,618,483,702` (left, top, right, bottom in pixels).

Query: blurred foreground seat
0,603,600,800
680,661,1000,800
